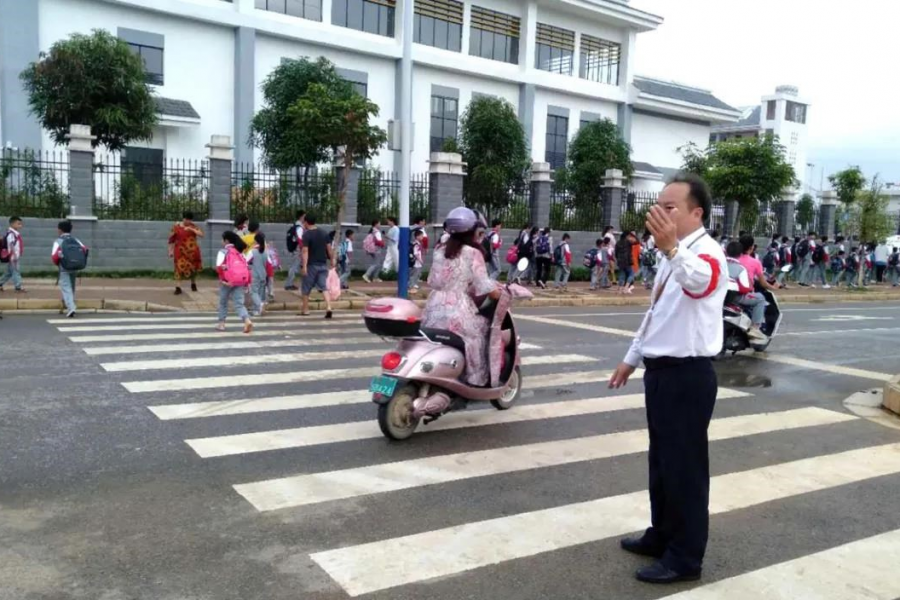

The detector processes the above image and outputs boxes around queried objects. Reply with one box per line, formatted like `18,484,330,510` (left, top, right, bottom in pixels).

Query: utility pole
396,0,414,298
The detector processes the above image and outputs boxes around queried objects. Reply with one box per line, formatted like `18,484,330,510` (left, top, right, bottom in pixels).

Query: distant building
711,85,811,193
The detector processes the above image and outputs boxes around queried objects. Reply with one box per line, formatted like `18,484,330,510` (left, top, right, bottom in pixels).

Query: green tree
563,118,631,203
853,177,894,243
290,83,387,229
795,193,816,232
19,29,157,151
677,142,709,179
680,136,796,236
249,57,353,171
828,166,867,206
457,96,529,215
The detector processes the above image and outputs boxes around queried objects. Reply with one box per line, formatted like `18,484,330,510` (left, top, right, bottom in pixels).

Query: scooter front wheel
492,366,522,410
377,384,420,440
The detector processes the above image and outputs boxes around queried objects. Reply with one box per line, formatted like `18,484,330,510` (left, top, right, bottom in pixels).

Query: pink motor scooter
363,259,534,440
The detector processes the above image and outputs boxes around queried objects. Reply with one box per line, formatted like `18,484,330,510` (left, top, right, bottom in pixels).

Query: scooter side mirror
516,257,530,272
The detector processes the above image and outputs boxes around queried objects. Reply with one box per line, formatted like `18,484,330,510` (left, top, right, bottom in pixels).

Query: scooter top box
363,298,422,337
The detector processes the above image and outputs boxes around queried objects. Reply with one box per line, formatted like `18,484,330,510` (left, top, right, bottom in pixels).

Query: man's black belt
643,356,711,371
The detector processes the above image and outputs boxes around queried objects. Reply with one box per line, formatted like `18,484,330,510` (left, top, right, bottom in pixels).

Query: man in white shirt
284,210,306,290
609,174,727,585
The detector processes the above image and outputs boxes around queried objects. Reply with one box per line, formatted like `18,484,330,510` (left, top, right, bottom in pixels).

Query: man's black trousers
641,356,717,574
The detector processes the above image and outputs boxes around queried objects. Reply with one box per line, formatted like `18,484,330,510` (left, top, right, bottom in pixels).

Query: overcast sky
632,0,900,189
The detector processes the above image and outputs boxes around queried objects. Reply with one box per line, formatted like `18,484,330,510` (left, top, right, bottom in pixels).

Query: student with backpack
409,228,425,290
510,225,537,284
483,219,503,280
338,229,354,289
249,232,269,317
382,216,400,274
534,227,553,289
553,233,572,290
810,235,831,289
0,216,25,293
284,210,306,290
762,242,780,280
361,220,385,283
50,220,89,318
841,248,861,288
216,231,253,333
888,247,900,287
639,233,657,290
831,251,846,286
615,231,637,295
796,232,816,286
777,236,792,288
588,237,612,290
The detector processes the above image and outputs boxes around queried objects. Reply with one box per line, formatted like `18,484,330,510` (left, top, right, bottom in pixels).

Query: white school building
0,0,741,189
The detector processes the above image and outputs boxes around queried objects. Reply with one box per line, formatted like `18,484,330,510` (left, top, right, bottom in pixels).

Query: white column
618,29,636,89
461,1,472,56
571,32,581,79
520,0,538,73
322,0,334,24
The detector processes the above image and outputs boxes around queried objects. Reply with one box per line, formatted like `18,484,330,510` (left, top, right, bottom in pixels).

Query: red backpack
221,247,251,287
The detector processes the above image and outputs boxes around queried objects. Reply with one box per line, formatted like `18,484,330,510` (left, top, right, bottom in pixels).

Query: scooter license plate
370,376,399,397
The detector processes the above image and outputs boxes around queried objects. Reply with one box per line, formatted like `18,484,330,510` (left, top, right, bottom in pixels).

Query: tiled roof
632,161,662,174
154,96,201,120
633,77,738,112
711,105,761,131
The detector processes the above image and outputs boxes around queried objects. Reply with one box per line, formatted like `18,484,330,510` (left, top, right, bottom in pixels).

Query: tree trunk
731,204,742,238
337,150,352,234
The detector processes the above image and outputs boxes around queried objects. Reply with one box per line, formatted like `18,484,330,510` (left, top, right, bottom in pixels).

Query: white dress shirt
624,227,728,367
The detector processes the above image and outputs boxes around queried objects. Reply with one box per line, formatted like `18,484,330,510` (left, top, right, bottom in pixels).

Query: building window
469,6,520,64
785,101,807,124
122,147,164,188
430,95,458,153
579,34,620,85
535,23,574,75
545,114,568,170
766,100,776,120
791,132,799,145
255,0,322,20
124,42,164,85
332,0,395,37
414,0,463,52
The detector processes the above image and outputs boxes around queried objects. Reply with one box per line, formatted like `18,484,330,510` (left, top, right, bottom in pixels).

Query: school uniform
621,227,727,581
0,228,24,290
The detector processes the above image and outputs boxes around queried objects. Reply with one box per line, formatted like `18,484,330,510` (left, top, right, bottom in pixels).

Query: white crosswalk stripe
310,442,900,597
48,313,364,325
186,388,750,457
658,528,900,600
234,408,854,511
146,369,637,420
58,313,891,599
121,355,596,391
66,326,364,343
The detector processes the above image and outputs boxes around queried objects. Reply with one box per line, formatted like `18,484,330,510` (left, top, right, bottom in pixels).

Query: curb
1,291,897,314
883,375,900,416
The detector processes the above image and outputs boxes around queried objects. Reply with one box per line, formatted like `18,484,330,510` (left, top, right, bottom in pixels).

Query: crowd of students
721,230,900,290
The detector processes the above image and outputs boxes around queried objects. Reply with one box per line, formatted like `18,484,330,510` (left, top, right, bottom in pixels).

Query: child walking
553,233,572,290
0,216,25,293
362,220,385,283
409,228,425,290
249,232,269,317
216,231,253,333
338,229,354,289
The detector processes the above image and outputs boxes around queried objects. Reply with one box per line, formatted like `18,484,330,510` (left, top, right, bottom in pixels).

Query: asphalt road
2,302,900,600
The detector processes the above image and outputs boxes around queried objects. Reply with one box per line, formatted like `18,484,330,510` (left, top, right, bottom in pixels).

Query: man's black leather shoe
619,537,665,559
635,561,701,584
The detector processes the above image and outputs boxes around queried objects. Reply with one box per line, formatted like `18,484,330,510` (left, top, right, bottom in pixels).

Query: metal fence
0,149,69,219
231,164,338,224
620,189,657,233
464,184,531,230
93,155,209,221
357,170,430,226
549,184,604,231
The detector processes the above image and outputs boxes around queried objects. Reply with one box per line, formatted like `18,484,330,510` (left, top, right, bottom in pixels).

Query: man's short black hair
667,173,712,220
248,220,260,233
234,214,249,229
58,220,72,234
345,229,354,237
414,215,425,224
9,216,22,225
726,241,744,258
491,218,502,228
305,214,317,225
562,233,570,240
739,234,755,253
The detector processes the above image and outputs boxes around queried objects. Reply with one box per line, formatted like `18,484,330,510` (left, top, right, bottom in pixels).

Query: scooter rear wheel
378,384,420,440
491,366,521,410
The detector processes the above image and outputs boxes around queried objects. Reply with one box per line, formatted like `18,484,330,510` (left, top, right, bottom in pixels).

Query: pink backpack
363,232,378,254
221,247,251,287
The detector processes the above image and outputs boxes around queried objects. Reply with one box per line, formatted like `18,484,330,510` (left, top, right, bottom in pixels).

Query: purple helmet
444,207,483,234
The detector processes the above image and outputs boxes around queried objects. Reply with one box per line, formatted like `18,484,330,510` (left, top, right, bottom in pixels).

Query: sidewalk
3,277,900,313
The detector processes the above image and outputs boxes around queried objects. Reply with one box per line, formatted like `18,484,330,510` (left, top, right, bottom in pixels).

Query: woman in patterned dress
168,211,204,295
423,207,500,386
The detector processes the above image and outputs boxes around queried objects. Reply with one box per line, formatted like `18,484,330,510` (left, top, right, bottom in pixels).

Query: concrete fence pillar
206,135,234,223
819,190,838,238
776,200,796,238
724,200,740,236
530,162,552,227
333,157,361,226
65,124,95,218
601,168,625,231
428,152,465,224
